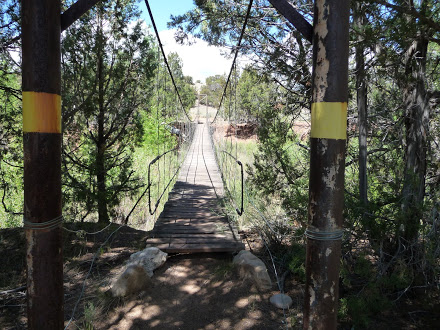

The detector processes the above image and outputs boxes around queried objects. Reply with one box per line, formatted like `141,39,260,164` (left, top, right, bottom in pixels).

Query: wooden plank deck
146,122,245,253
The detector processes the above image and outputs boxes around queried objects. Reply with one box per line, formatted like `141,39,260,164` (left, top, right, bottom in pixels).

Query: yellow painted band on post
23,92,61,133
310,102,347,140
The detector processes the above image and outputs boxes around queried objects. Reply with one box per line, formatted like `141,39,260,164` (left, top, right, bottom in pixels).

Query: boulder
129,247,168,277
110,247,167,297
111,264,151,297
270,293,293,309
233,250,272,291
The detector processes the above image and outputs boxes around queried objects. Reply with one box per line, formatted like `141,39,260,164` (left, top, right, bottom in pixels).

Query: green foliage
0,45,22,228
248,99,310,227
286,243,306,282
213,261,234,279
343,289,390,329
236,66,272,121
339,252,420,327
61,0,157,222
153,52,196,118
82,301,97,330
200,74,226,108
141,113,176,153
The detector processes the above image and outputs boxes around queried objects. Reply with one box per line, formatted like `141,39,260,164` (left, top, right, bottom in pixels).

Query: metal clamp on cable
304,228,344,241
23,215,63,231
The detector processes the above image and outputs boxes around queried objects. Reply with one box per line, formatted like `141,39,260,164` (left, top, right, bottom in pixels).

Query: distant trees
61,0,157,223
154,51,196,118
236,66,272,122
200,74,226,108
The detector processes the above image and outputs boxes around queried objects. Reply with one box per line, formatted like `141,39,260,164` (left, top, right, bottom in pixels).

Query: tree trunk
355,3,368,207
303,1,350,329
401,36,429,242
96,19,109,224
22,0,64,328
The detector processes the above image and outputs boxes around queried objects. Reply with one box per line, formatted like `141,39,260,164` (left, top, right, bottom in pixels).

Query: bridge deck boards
146,123,245,253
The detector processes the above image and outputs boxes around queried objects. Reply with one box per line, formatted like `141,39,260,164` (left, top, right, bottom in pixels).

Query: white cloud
158,29,233,83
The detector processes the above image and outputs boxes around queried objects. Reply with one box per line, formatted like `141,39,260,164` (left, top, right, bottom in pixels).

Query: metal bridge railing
220,150,244,216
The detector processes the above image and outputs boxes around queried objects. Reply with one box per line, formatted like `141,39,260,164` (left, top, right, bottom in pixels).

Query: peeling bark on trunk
303,1,350,329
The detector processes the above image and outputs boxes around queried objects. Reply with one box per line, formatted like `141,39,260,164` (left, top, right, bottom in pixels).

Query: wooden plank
148,233,234,239
154,217,224,223
147,237,239,244
148,243,245,253
159,213,221,219
154,220,229,226
151,228,230,235
162,205,220,210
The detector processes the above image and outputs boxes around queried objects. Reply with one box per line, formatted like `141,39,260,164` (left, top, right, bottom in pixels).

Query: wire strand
211,0,254,123
144,0,194,122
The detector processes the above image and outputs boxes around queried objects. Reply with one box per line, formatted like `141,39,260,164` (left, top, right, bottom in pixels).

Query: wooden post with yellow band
303,1,350,329
22,1,64,329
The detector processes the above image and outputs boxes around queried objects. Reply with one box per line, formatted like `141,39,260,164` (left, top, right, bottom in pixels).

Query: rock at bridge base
129,247,168,277
270,293,293,309
233,250,272,291
111,247,167,297
111,264,151,297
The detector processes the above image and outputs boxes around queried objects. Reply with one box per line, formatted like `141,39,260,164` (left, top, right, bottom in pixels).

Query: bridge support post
22,1,64,328
303,0,349,329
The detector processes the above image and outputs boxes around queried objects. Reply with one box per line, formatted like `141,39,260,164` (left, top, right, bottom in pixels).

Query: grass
212,130,301,243
117,130,193,230
211,128,260,229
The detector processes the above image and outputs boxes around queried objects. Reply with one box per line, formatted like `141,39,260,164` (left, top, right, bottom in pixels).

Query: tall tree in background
397,0,434,243
366,0,440,245
0,0,22,227
62,0,156,223
354,2,369,209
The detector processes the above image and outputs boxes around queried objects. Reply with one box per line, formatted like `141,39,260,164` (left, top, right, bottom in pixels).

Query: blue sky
138,0,195,32
136,0,234,83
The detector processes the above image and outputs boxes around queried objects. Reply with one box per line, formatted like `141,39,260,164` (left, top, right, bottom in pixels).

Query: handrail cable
144,0,194,122
212,0,254,124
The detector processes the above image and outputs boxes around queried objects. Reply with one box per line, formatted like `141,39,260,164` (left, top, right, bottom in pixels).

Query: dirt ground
0,223,303,330
1,223,439,329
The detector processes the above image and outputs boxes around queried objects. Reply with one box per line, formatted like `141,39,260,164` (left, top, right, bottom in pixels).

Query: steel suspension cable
212,0,254,124
144,0,194,123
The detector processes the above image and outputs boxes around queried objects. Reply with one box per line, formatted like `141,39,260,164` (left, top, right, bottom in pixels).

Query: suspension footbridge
146,122,245,253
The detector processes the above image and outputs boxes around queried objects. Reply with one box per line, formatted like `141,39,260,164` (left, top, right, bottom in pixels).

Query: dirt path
99,253,299,330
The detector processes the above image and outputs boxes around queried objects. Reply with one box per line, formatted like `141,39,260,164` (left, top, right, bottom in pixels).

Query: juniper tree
61,0,156,223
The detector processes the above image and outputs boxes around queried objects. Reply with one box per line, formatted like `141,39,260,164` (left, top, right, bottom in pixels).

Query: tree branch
61,0,102,31
374,0,440,33
267,0,313,43
2,0,102,48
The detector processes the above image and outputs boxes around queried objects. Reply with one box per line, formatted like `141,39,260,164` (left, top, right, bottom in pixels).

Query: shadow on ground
98,253,301,330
